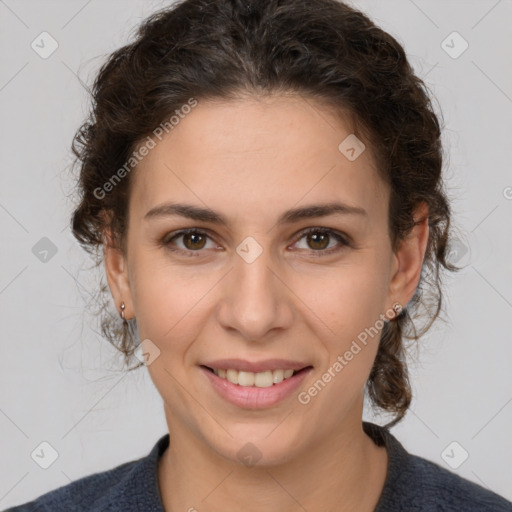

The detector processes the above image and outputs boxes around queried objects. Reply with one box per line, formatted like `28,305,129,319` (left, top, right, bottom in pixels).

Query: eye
161,227,350,258
162,228,218,256
292,227,349,256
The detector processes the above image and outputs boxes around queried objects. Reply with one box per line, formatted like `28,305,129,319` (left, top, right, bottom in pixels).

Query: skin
104,94,429,512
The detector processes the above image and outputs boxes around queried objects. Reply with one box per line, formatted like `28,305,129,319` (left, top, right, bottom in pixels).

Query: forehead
130,95,388,224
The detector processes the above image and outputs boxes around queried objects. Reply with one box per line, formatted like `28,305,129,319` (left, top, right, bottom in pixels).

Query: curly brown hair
70,0,463,427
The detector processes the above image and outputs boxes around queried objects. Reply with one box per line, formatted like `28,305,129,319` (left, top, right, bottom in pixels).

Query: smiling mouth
201,365,312,388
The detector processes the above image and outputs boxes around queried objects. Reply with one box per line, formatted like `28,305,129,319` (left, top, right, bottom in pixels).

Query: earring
120,302,126,320
392,302,403,318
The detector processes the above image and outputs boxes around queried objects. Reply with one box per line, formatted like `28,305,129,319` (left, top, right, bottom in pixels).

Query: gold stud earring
120,302,126,320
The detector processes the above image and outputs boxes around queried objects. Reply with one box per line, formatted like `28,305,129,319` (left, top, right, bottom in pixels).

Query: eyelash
161,227,350,258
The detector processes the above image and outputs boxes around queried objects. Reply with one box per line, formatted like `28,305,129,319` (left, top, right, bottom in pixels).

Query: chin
207,423,303,468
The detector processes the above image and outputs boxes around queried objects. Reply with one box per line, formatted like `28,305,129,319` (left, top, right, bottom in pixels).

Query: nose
216,246,294,342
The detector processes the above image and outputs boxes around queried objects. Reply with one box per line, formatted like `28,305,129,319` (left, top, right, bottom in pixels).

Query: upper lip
201,359,312,373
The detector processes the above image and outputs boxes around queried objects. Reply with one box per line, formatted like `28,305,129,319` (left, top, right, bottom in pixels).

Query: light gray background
1,0,511,508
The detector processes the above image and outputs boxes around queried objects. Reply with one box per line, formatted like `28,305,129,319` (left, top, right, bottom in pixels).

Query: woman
6,0,511,510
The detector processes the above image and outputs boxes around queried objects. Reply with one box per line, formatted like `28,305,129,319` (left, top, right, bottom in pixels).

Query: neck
157,411,388,512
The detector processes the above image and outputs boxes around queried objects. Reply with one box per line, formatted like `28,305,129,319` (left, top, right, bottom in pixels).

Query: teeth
272,369,284,384
238,371,255,386
213,368,296,387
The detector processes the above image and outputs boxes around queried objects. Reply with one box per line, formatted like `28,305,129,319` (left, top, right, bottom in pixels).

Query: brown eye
162,227,349,258
293,228,349,255
181,232,207,250
162,229,216,256
306,231,330,250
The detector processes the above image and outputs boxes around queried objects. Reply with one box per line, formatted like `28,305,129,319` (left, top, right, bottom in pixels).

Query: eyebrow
144,201,367,226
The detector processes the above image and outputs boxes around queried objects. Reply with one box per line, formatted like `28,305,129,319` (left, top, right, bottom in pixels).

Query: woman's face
106,94,425,466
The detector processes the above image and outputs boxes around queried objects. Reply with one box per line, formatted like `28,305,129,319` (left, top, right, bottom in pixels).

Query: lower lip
199,366,313,409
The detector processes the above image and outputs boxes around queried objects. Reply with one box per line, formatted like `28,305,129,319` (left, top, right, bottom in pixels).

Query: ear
387,201,430,310
103,227,134,320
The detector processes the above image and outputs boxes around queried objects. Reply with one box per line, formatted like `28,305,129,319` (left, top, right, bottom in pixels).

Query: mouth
199,364,314,409
200,365,313,388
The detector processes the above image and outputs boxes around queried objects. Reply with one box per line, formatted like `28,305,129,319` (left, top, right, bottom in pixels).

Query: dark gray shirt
5,422,511,511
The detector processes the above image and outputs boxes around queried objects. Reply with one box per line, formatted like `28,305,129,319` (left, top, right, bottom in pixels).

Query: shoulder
394,451,512,511
4,434,169,512
363,422,512,512
4,460,139,512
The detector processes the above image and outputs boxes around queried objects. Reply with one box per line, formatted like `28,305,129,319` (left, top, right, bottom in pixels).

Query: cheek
131,259,214,415
292,264,386,393
128,245,214,337
294,262,387,338
296,271,384,416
